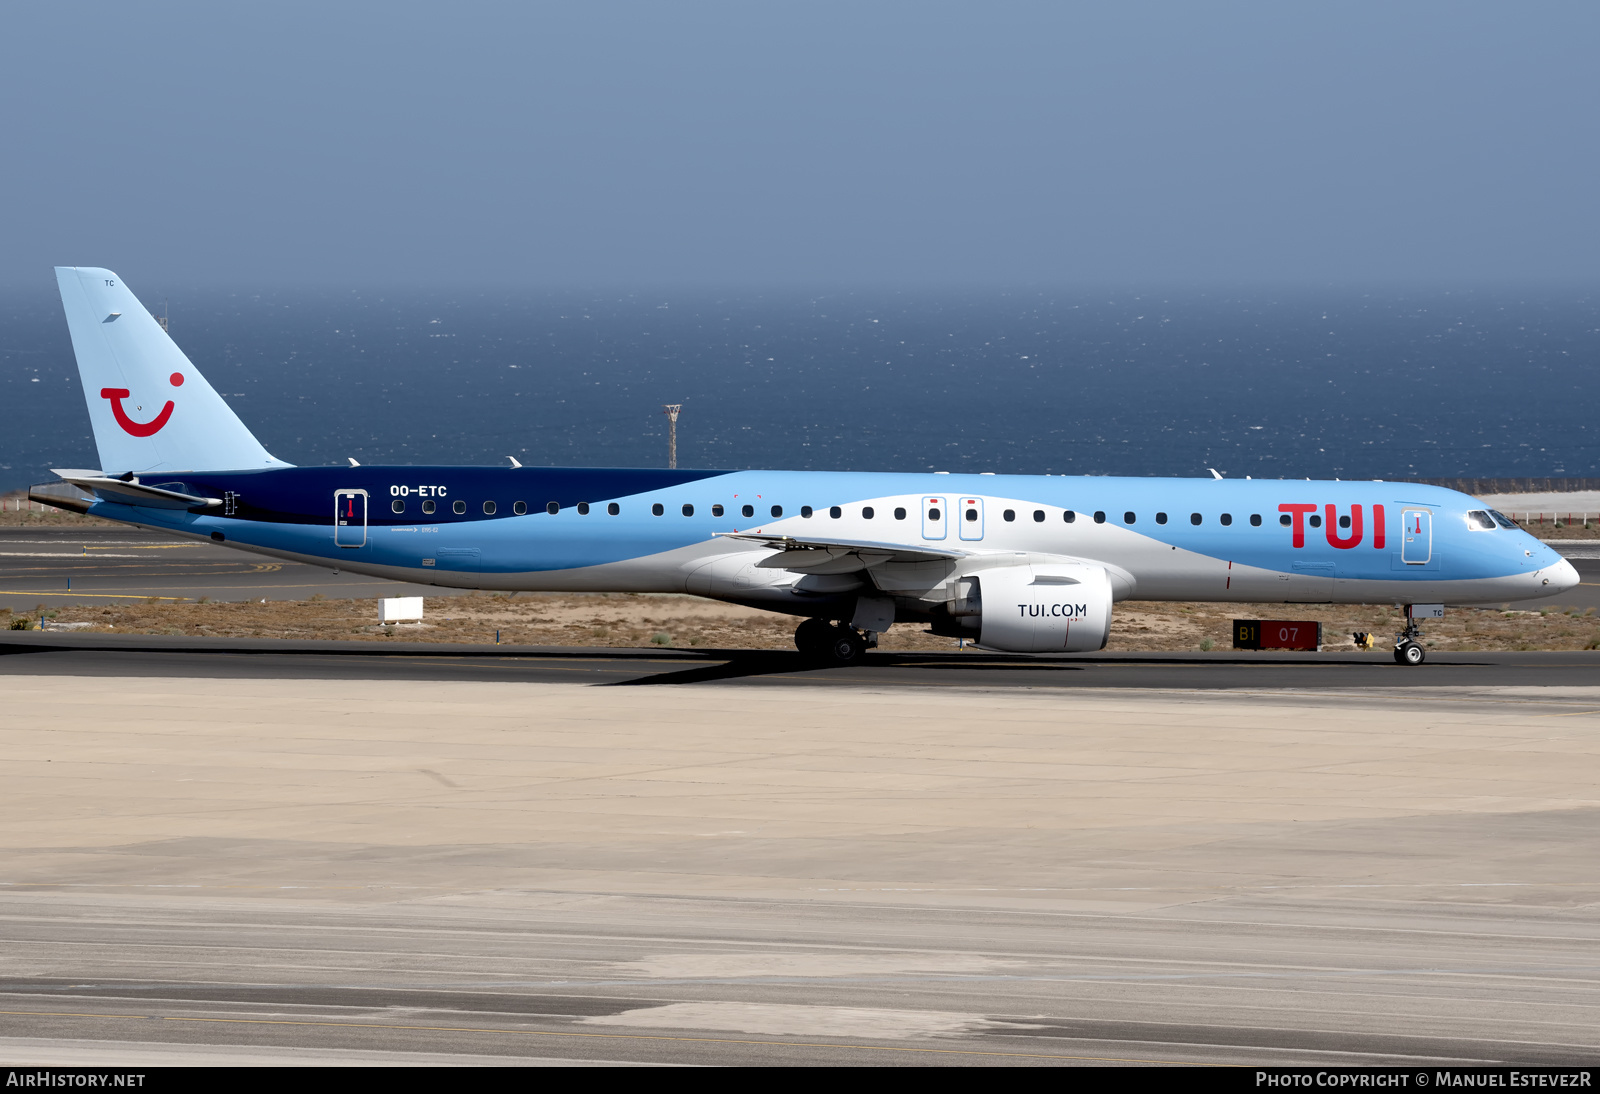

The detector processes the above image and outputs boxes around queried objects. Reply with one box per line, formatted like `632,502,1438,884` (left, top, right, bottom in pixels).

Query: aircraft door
335,489,367,547
1401,509,1431,565
922,496,947,540
958,497,985,541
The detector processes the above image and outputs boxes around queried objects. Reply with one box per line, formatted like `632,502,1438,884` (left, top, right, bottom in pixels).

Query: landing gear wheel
794,617,833,657
1395,641,1426,665
825,625,867,666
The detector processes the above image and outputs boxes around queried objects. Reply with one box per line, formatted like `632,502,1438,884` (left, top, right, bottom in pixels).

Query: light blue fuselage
83,466,1578,623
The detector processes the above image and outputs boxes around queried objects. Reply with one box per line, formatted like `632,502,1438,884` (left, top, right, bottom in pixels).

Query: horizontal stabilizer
47,470,221,511
27,480,96,515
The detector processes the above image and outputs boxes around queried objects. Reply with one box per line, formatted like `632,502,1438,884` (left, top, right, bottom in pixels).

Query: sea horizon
3,283,1595,495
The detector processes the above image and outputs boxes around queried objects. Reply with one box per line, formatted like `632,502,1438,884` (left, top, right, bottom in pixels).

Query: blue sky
3,1,1596,290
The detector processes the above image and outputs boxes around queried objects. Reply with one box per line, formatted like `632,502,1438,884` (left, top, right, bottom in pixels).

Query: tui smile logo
101,372,183,437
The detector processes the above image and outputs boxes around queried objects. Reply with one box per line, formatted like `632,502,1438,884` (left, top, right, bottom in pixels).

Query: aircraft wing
718,531,966,572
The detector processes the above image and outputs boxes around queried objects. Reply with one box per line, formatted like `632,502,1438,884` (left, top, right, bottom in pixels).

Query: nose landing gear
795,617,876,665
1393,604,1432,665
1395,641,1426,665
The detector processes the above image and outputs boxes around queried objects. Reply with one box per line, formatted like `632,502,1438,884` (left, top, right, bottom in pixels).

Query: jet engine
950,563,1114,653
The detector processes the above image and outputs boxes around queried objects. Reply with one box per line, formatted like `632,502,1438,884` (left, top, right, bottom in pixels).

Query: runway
2,671,1599,1066
4,631,1600,687
4,526,1599,1067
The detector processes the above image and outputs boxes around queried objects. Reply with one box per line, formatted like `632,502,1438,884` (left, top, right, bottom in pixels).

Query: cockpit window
1466,510,1497,530
1489,510,1517,530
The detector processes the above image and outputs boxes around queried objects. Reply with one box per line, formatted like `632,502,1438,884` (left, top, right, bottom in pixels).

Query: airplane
30,267,1581,666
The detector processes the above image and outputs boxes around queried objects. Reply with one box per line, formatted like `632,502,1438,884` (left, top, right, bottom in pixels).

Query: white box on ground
379,597,424,624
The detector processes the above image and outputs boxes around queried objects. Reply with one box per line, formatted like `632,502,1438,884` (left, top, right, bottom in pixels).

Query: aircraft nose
1546,557,1580,594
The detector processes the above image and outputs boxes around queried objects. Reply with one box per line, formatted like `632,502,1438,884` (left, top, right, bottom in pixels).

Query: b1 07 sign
1233,619,1322,651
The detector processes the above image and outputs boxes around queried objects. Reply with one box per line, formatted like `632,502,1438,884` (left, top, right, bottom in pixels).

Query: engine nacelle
958,563,1114,653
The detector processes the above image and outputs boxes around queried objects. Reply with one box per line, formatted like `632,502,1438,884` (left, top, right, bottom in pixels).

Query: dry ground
0,507,118,528
9,590,1598,653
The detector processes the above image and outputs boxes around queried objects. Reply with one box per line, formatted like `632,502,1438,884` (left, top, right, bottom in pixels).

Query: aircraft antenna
155,299,169,333
662,404,682,469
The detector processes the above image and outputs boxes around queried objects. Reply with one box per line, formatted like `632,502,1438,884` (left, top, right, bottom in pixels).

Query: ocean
2,286,1596,495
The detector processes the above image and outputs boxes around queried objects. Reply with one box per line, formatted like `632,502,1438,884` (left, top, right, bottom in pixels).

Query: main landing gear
795,617,876,665
1394,604,1428,665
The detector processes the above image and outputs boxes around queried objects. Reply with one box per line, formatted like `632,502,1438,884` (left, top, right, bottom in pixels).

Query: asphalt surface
0,526,468,605
5,525,1600,1068
3,885,1596,1067
4,525,1598,611
3,631,1600,686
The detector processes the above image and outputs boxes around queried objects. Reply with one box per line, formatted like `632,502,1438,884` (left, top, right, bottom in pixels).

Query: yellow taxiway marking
0,590,190,601
0,1008,1214,1065
0,580,413,595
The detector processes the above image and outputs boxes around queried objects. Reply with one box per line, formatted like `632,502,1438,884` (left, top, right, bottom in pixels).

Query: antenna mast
661,404,682,469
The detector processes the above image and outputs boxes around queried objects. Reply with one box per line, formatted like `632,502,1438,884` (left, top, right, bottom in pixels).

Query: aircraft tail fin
53,267,290,475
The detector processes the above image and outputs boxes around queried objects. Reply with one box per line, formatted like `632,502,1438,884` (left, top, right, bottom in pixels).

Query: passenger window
608,502,620,515
513,501,527,515
830,506,842,518
1220,513,1232,526
1309,514,1322,528
712,504,724,517
577,502,589,515
965,507,977,522
1003,509,1016,522
863,507,875,519
1093,511,1105,524
1190,513,1201,525
895,507,907,520
771,505,782,517
545,501,558,515
1279,514,1291,526
1124,512,1136,525
801,506,813,518
1156,512,1167,525
652,503,664,516
1032,509,1044,522
454,500,468,515
391,499,404,514
742,504,755,518
928,507,940,521
682,503,694,516
483,501,497,515
1338,514,1350,529
1063,511,1075,523
422,499,436,515
1250,514,1261,526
